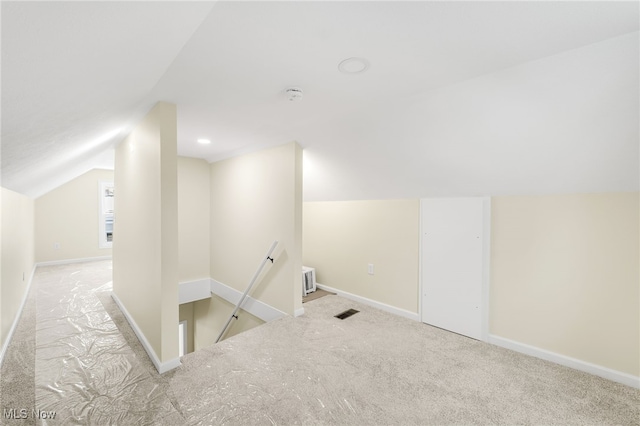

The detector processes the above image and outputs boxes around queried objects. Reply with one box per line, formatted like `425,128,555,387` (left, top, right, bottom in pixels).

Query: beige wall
177,149,296,347
491,193,639,376
303,194,639,377
1,189,2,350
34,168,114,263
209,142,303,316
1,188,35,349
178,157,210,282
193,295,264,350
113,102,179,364
303,199,420,313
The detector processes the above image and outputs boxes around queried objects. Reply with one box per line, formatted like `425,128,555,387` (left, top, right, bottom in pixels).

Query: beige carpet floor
1,261,638,425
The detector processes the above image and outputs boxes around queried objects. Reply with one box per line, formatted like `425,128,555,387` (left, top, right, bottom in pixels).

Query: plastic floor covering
0,261,182,424
1,260,639,425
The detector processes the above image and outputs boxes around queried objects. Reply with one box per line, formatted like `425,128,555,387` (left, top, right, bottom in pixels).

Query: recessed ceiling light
338,57,370,74
197,139,211,145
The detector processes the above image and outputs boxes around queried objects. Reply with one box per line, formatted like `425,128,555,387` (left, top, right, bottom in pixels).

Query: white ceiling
2,1,638,199
1,1,215,196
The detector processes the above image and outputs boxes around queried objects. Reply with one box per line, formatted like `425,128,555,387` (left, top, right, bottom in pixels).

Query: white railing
215,240,278,343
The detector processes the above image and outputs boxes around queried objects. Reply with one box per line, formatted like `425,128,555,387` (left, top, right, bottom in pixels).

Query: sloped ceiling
2,1,638,200
1,1,216,197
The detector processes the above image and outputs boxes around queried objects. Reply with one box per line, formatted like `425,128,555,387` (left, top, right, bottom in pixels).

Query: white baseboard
210,279,287,322
316,283,420,322
179,279,211,304
111,292,181,374
489,334,639,389
0,264,36,368
294,307,305,317
37,255,112,267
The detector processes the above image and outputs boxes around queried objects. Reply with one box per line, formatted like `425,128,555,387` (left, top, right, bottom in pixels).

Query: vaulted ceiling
2,1,638,200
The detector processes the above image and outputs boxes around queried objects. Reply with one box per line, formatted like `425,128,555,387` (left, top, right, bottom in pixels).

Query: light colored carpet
1,261,638,425
169,295,640,425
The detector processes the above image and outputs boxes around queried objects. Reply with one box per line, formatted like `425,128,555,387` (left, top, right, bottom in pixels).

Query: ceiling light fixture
285,87,304,101
197,139,211,145
338,57,370,74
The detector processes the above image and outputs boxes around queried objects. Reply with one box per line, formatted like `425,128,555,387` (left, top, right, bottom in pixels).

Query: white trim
489,334,640,389
316,283,420,322
0,265,36,368
418,199,423,327
481,197,491,342
210,279,287,322
111,292,181,374
37,255,112,267
178,320,188,357
294,307,305,317
179,279,211,304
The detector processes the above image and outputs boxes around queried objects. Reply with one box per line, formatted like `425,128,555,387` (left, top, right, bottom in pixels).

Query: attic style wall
303,192,640,378
0,188,35,353
303,199,420,313
491,192,639,377
34,168,114,263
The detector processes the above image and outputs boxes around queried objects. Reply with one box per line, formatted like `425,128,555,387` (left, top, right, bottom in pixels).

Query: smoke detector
285,87,303,101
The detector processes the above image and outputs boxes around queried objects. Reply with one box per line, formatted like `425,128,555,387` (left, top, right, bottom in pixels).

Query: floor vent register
334,309,359,320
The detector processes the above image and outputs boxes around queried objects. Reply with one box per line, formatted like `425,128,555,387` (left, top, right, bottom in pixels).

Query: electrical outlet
367,264,374,275
54,242,60,250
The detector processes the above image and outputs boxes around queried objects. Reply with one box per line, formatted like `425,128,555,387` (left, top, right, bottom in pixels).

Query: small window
98,181,114,249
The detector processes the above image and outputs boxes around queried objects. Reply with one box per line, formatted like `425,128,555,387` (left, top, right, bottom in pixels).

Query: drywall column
113,102,179,373
490,193,639,378
209,142,303,318
0,188,35,353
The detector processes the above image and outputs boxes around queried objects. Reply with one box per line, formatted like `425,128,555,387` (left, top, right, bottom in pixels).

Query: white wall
491,192,639,377
303,200,419,313
113,101,179,369
1,188,35,351
209,142,302,317
34,168,114,263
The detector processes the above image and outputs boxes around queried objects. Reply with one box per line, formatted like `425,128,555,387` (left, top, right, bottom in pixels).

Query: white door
420,198,488,340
